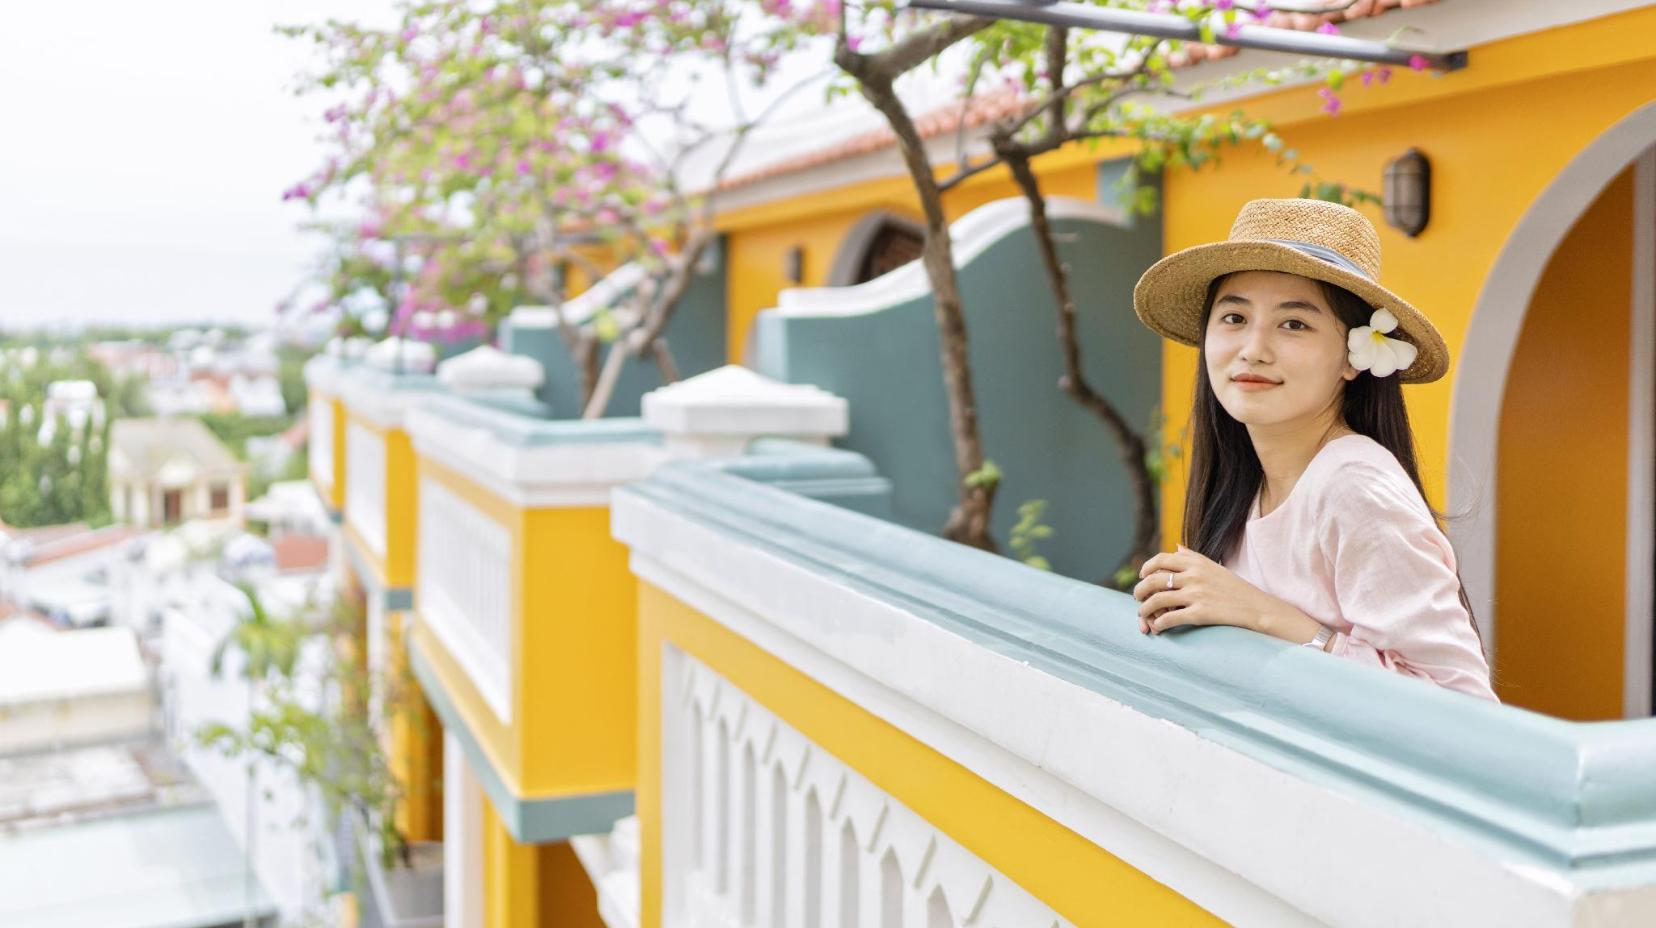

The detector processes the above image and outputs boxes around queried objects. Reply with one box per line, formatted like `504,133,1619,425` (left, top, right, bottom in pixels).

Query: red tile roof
717,0,1440,192
273,534,330,573
25,526,141,569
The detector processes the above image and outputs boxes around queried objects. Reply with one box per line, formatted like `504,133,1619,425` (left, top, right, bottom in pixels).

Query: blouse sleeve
1316,462,1497,701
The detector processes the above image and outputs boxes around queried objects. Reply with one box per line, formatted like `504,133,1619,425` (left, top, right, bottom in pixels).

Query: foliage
0,348,115,528
197,589,412,871
277,344,314,416
1009,499,1054,572
963,458,1002,490
199,411,296,459
830,0,1400,569
282,0,836,414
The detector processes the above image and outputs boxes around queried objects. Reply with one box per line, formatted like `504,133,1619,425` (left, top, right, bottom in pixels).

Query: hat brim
1132,239,1448,384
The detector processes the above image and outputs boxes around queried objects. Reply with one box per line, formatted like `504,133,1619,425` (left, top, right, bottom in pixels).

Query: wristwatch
1302,626,1333,651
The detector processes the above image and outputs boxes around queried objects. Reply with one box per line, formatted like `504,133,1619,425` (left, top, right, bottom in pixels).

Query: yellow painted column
387,611,445,842
538,842,606,928
483,800,540,928
385,427,419,590
481,800,604,927
515,506,638,798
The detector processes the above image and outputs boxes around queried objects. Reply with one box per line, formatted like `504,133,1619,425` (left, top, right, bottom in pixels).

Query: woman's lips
1232,378,1280,391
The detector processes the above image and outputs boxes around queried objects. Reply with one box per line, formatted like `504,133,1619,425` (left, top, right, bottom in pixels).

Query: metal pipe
902,0,1468,71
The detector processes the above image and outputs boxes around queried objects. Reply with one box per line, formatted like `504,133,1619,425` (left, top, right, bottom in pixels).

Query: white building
0,523,141,628
109,418,246,528
0,623,151,754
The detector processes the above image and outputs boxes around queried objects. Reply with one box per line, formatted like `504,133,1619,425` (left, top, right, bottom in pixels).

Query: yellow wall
720,161,1098,362
1495,167,1634,718
330,396,348,513
340,411,419,591
516,504,638,795
387,610,445,842
415,455,638,800
480,798,605,928
385,427,419,590
635,581,1221,928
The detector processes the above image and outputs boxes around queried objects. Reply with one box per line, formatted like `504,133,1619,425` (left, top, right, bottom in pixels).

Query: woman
1127,198,1496,701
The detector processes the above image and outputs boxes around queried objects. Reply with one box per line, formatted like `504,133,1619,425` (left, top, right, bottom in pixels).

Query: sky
0,3,963,333
0,1,397,332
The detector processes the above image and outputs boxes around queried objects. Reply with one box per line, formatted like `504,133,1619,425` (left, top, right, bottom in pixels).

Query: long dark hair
1182,274,1484,648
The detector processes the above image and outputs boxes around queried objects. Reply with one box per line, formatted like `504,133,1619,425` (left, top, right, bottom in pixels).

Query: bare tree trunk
1000,148,1160,583
576,333,600,404
580,234,709,419
839,51,997,551
651,338,680,385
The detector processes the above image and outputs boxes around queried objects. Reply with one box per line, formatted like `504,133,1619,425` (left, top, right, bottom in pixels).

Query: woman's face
1203,270,1357,429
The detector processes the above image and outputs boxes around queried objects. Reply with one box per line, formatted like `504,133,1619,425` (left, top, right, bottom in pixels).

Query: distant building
0,523,141,627
229,373,287,417
108,418,245,528
0,624,150,754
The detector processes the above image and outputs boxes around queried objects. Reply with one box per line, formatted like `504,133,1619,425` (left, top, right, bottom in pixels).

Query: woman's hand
1132,544,1326,644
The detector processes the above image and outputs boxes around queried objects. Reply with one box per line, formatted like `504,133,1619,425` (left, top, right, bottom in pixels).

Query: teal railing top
412,391,663,448
616,455,1656,886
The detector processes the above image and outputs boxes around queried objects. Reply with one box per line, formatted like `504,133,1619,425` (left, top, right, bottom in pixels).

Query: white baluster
740,744,757,925
717,720,732,896
879,850,904,928
838,821,861,928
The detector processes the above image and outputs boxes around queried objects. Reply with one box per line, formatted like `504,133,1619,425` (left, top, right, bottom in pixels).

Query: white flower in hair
1348,307,1419,378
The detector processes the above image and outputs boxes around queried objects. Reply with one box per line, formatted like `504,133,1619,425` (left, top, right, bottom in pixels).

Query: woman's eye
1221,312,1244,324
1283,319,1310,331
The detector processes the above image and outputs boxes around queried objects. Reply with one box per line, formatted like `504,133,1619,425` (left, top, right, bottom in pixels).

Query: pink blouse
1224,434,1497,701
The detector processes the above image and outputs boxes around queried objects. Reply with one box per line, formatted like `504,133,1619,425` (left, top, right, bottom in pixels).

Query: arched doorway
1451,101,1656,719
825,211,925,286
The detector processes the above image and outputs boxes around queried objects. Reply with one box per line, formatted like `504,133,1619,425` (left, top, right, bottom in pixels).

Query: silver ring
1165,570,1175,590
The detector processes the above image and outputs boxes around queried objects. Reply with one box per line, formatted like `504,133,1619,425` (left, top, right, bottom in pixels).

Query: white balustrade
345,422,388,560
309,395,334,488
417,476,513,723
660,647,1069,928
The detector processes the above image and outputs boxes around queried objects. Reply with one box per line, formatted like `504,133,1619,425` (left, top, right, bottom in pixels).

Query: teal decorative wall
754,180,1163,582
501,238,728,418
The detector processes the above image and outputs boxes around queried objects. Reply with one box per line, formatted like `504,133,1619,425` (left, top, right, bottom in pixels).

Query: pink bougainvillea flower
846,34,863,52
1408,53,1429,71
1318,87,1342,116
1316,21,1339,35
1225,20,1243,39
1214,0,1233,10
1377,66,1393,83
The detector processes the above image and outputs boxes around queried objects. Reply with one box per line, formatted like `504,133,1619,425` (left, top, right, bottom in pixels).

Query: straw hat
1132,197,1448,384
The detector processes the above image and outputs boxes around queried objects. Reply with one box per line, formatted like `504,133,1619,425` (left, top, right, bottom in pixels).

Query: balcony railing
416,471,514,723
310,393,335,490
346,420,388,561
612,452,1656,928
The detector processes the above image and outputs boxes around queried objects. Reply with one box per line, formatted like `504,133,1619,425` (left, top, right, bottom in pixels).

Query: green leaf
964,459,1003,489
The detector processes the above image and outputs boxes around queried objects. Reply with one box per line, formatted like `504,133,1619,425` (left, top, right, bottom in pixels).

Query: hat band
1261,238,1373,281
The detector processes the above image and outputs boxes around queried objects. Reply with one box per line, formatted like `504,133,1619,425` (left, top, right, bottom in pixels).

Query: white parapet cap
437,344,544,393
642,365,848,452
406,398,665,508
365,336,438,373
